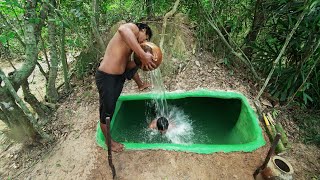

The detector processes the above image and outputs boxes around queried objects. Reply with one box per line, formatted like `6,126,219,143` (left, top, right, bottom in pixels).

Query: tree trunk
60,25,70,91
159,0,180,54
0,99,37,142
46,0,59,103
0,82,37,142
91,0,106,55
34,2,48,44
94,0,100,27
0,70,50,140
9,0,38,90
0,0,51,142
0,42,4,58
243,0,266,60
145,0,153,18
22,80,51,120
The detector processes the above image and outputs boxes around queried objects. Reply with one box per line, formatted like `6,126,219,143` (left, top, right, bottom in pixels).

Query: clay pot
133,42,163,71
256,156,294,180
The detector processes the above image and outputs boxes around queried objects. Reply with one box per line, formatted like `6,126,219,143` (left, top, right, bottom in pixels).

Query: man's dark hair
156,117,169,131
135,23,153,40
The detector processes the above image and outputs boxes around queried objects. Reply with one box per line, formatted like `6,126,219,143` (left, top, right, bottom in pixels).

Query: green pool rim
96,89,266,154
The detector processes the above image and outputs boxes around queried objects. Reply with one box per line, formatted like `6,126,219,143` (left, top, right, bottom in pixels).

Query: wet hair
156,117,169,131
135,23,153,40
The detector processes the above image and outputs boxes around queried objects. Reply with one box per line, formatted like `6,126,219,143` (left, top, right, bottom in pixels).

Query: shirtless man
95,23,157,152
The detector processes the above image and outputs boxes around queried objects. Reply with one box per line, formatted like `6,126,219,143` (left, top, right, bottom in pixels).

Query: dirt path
1,52,319,179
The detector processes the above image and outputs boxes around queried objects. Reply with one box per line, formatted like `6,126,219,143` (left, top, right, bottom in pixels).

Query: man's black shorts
95,67,138,124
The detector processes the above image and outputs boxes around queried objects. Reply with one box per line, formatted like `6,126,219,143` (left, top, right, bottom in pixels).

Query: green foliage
75,57,91,79
185,0,253,57
0,0,25,56
0,31,15,43
1,0,319,109
292,110,320,146
251,1,320,107
101,1,144,26
75,48,99,79
186,0,320,108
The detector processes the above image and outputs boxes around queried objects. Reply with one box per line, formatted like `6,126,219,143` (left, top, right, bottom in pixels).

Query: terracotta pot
256,156,294,180
133,42,163,71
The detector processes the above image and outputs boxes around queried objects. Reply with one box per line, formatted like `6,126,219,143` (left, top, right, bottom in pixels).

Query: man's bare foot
138,83,151,91
107,140,124,152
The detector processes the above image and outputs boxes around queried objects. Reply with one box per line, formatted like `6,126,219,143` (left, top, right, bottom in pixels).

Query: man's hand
141,52,157,71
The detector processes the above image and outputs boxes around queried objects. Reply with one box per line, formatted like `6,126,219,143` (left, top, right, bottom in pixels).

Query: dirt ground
0,52,319,179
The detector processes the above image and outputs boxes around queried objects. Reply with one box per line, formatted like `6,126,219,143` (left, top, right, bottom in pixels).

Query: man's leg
100,122,124,152
133,72,151,91
101,92,124,152
96,71,124,152
127,61,150,91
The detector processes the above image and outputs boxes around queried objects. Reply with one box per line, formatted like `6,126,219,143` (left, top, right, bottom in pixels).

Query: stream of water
149,69,168,117
146,68,195,144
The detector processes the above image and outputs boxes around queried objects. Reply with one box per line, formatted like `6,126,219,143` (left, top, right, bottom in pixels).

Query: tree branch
36,61,48,80
7,59,17,70
91,0,106,54
40,35,51,70
159,0,180,53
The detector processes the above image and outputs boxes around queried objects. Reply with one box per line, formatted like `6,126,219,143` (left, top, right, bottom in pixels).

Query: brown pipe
253,133,281,178
106,117,116,179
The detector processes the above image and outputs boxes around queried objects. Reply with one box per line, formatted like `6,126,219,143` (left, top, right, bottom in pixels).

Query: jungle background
0,0,319,179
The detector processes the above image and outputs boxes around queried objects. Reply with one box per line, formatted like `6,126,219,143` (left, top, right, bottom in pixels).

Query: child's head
156,116,169,133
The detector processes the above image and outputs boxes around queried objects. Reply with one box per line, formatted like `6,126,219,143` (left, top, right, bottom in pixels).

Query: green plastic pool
96,89,265,154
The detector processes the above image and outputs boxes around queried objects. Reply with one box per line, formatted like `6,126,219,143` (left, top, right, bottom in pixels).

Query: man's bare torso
98,27,134,74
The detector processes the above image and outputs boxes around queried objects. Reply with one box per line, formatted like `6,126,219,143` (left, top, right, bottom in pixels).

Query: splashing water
145,68,195,144
144,105,194,144
164,106,194,144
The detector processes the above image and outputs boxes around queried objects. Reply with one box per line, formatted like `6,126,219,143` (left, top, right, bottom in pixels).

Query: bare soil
0,52,319,179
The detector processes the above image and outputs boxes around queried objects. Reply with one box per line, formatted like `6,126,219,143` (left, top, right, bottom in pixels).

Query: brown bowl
133,42,163,71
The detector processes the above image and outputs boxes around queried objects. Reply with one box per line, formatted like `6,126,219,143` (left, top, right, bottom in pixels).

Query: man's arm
118,23,156,70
